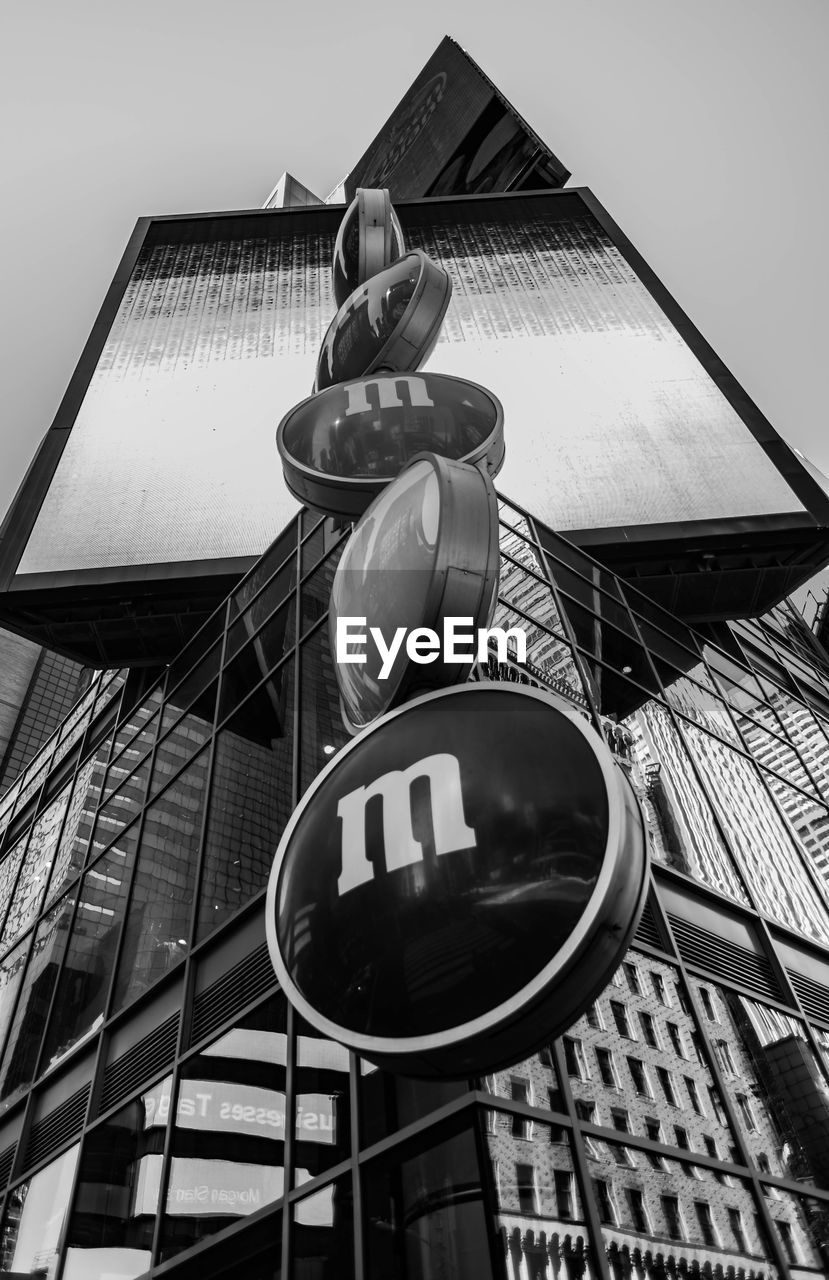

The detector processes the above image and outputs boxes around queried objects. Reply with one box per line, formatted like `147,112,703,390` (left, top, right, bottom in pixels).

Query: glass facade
1,502,829,1277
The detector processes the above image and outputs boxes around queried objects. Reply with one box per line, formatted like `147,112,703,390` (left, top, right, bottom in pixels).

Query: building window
666,1020,685,1058
627,1187,650,1234
674,1124,689,1149
776,1218,798,1264
685,1076,704,1114
736,1092,757,1132
639,1010,659,1047
728,1207,747,1252
594,1179,617,1225
699,987,717,1020
510,1077,532,1139
623,961,641,994
610,1000,634,1038
645,1118,666,1169
563,1036,588,1080
714,1039,737,1076
695,1200,718,1247
657,1066,678,1106
576,1100,598,1156
627,1056,652,1097
652,972,670,1005
585,1003,602,1030
708,1086,728,1126
554,1170,574,1220
516,1163,537,1216
661,1195,684,1240
596,1047,619,1088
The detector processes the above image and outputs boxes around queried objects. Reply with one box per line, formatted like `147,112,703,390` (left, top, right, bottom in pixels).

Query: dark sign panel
341,36,570,201
329,453,499,732
266,684,648,1077
277,371,504,519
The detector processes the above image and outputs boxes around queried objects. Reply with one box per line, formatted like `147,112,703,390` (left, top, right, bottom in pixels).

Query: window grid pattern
0,501,827,1275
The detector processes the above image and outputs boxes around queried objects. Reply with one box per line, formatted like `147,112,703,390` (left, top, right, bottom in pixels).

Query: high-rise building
0,34,828,1280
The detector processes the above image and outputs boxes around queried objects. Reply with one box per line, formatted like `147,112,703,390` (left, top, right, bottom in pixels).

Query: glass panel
364,1128,490,1280
567,956,736,1162
499,529,567,636
664,670,743,747
627,702,751,901
108,687,162,765
220,606,295,723
293,1174,354,1280
89,756,150,861
0,837,27,945
591,1141,777,1276
482,1115,595,1279
46,748,109,907
0,790,70,951
293,1018,351,1186
760,775,829,892
41,843,137,1072
490,603,588,708
103,713,158,803
113,754,209,1009
696,981,829,1189
150,696,215,798
159,996,288,1261
301,546,345,637
0,1142,79,1277
163,645,221,737
786,1193,829,1273
477,1047,563,1116
359,1061,468,1147
198,661,295,941
0,894,76,1109
682,724,829,942
497,503,534,539
0,939,27,1067
298,627,351,798
225,555,295,660
63,1076,172,1280
231,524,296,616
736,711,823,802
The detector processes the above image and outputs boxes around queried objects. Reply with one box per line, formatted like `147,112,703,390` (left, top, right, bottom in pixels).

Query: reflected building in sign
1,31,829,1280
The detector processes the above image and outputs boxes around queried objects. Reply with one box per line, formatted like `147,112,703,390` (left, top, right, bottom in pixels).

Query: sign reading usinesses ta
266,684,648,1078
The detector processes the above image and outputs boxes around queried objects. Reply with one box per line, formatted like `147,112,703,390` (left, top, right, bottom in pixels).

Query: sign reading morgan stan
267,684,648,1078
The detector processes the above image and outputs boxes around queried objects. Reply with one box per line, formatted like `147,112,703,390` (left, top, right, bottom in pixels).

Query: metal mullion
551,1038,612,1280
349,1053,363,1280
97,691,167,1030
212,648,295,740
653,901,793,1279
648,700,760,911
471,1100,509,1280
151,600,228,1269
281,1000,296,1280
354,1092,478,1169
51,1021,109,1280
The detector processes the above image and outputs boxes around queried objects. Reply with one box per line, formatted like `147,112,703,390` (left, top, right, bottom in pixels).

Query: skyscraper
0,34,828,1280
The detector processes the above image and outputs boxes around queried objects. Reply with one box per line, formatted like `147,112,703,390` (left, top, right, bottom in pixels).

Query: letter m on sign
336,753,476,896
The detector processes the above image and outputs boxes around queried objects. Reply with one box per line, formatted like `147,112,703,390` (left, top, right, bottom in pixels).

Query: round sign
276,371,505,519
314,250,452,393
329,452,499,733
266,684,649,1078
332,188,406,309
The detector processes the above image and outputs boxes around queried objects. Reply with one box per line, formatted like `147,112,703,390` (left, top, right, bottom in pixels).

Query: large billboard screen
2,190,827,663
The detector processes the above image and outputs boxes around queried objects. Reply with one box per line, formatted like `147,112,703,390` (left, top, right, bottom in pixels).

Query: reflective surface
331,188,405,308
278,371,503,518
271,684,646,1075
314,251,451,393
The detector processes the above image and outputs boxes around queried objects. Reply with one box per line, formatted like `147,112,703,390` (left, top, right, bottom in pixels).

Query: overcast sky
1,0,828,605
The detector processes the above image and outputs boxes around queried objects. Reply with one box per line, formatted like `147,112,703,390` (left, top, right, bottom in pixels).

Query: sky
1,0,828,605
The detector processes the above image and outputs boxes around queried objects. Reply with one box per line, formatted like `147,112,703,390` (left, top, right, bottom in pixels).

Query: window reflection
198,662,294,942
365,1128,490,1280
159,997,288,1261
591,1143,775,1278
294,1175,354,1280
1,791,70,952
482,1112,595,1280
63,1077,172,1280
293,1017,351,1186
360,1059,467,1148
46,749,109,907
567,956,735,1163
0,1142,79,1278
698,981,829,1189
